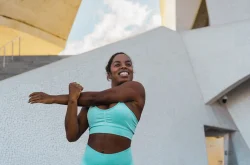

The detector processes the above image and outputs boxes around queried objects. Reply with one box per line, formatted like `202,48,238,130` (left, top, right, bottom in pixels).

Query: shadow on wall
192,0,209,29
228,131,250,165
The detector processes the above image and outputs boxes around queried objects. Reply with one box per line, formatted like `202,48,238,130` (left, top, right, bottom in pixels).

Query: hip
81,145,134,165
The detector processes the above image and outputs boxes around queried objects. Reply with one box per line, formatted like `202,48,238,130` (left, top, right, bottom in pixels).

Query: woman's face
108,54,134,85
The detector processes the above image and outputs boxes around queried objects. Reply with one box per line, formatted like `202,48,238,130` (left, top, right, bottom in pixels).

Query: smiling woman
105,52,134,83
28,52,146,165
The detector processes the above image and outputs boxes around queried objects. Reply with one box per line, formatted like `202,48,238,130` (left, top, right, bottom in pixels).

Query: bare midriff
87,133,131,154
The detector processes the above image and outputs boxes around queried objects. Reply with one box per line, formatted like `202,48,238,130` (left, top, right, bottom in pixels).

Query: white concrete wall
176,0,202,30
229,132,250,165
0,26,246,165
181,19,250,104
203,103,237,130
226,79,250,149
0,27,207,165
206,0,250,26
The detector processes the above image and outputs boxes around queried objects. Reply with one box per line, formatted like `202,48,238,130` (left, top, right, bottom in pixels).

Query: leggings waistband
81,145,134,165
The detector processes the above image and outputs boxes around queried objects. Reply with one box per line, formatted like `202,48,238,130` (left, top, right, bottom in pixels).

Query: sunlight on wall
0,26,63,56
160,0,176,30
160,0,167,26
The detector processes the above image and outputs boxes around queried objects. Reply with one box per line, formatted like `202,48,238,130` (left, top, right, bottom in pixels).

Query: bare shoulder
122,81,145,95
123,81,146,108
122,81,145,90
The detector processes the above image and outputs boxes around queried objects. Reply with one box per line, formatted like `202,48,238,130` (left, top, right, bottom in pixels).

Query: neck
111,81,122,88
111,81,117,88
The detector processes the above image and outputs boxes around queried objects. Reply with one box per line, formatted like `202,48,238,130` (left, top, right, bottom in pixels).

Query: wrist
68,97,78,103
50,95,56,104
68,100,77,104
69,93,79,101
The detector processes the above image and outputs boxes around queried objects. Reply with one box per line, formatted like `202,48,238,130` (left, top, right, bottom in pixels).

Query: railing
0,36,21,68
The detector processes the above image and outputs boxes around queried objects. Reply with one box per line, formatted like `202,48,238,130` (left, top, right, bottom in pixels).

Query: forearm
77,92,99,106
51,94,69,105
52,92,98,106
64,99,79,142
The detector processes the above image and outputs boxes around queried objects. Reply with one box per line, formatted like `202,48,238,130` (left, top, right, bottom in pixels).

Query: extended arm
54,81,145,108
29,81,145,109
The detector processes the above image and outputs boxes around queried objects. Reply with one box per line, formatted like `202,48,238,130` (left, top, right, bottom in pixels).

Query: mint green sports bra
87,102,139,140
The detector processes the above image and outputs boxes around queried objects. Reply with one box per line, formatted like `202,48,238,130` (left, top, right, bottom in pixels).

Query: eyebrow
113,60,132,63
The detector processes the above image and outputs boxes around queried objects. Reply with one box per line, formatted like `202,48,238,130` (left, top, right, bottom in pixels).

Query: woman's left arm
29,81,145,108
77,81,145,108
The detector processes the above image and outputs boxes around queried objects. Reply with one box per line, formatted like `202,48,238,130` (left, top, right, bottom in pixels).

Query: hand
29,92,54,104
69,82,83,101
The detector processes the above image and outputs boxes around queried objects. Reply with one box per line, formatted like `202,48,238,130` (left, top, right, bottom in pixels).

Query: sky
60,0,162,55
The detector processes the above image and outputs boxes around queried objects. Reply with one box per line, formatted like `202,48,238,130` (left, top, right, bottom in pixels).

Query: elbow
66,133,78,142
67,138,76,142
66,136,77,142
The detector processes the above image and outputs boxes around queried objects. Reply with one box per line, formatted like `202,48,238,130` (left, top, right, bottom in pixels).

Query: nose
120,63,127,69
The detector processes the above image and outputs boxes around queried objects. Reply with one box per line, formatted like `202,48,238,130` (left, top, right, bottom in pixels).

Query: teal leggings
81,145,134,165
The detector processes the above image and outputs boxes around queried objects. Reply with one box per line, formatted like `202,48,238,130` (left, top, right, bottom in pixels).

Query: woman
28,52,146,165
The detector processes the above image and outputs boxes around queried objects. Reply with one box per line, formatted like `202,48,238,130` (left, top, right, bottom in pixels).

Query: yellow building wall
159,0,176,30
206,137,224,165
0,26,63,56
160,0,167,26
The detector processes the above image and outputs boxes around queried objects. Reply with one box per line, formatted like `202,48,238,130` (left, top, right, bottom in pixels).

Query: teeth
120,72,128,76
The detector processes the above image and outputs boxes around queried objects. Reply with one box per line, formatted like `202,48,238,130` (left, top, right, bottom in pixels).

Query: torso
87,102,141,154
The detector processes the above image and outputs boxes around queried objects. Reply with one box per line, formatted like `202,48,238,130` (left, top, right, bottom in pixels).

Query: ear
107,72,112,81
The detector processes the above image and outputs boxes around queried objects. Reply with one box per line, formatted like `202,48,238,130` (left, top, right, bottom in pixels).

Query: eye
126,63,132,67
114,63,120,67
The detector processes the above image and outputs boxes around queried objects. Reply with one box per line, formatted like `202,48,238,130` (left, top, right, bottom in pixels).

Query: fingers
29,92,40,97
29,99,40,104
29,95,41,103
75,83,83,91
28,92,43,104
74,82,82,87
70,82,84,91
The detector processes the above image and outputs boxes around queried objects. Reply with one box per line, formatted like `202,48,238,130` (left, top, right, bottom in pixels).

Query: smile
118,71,129,77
